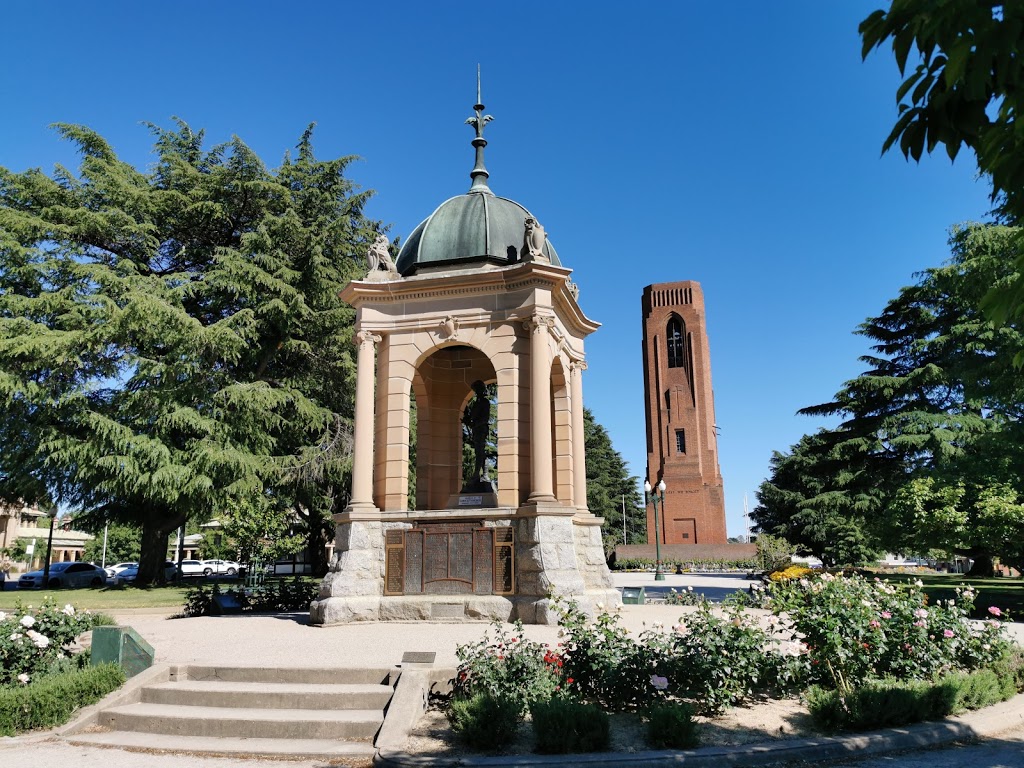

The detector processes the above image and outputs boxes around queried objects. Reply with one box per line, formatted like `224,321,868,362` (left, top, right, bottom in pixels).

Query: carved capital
354,330,382,348
522,315,555,335
570,359,588,373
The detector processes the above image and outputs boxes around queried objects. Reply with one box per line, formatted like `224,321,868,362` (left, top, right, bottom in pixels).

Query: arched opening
410,344,498,510
551,356,572,505
667,316,686,369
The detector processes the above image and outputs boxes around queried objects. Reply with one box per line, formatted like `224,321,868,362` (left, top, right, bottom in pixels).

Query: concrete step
142,679,394,710
178,664,393,685
65,730,377,759
99,702,384,741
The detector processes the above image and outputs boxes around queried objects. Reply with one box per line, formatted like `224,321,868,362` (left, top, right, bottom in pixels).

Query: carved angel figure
522,217,549,262
366,234,397,273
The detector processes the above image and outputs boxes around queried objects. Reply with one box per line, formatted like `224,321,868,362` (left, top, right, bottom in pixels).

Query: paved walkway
2,572,1023,766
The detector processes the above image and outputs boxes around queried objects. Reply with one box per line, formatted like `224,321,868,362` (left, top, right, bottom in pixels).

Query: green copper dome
395,73,560,277
395,190,560,276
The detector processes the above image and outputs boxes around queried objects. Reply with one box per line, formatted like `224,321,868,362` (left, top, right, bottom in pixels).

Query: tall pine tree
0,122,381,583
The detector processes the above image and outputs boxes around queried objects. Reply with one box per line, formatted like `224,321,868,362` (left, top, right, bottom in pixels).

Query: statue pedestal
310,505,620,626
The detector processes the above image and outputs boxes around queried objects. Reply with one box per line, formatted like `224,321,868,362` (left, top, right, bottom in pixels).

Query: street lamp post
644,479,667,581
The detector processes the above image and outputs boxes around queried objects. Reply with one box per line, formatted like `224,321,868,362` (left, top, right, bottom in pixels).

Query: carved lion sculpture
366,234,397,273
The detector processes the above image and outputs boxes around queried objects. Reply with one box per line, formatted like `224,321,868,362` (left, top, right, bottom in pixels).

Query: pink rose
943,629,954,638
988,606,1002,617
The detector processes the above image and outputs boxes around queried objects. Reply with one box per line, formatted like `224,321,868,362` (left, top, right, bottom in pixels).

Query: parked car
18,561,108,589
113,561,178,584
104,561,138,579
200,559,241,576
177,559,207,577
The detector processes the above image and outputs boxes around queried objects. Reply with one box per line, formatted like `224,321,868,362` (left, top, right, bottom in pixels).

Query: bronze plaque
494,528,514,594
385,544,404,595
450,532,473,582
385,529,404,546
404,529,424,594
474,529,493,595
424,532,449,583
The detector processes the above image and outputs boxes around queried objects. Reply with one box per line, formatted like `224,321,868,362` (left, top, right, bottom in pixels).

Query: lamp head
657,480,666,493
643,480,652,494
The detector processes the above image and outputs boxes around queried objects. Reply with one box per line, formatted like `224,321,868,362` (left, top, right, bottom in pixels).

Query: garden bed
406,696,813,756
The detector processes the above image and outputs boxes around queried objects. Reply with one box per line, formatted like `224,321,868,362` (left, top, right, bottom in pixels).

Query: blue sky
1,2,994,537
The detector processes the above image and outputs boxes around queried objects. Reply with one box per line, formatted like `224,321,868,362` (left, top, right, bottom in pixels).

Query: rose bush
0,600,99,687
765,572,1013,692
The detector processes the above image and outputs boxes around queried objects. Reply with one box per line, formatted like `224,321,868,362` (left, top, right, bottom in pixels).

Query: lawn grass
873,571,1024,620
0,583,192,611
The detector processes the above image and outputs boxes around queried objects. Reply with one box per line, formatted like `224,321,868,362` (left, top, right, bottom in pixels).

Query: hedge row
611,557,757,572
0,663,126,736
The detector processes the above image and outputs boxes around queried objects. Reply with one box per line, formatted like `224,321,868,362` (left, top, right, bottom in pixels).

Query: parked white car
104,562,138,579
201,559,241,576
177,559,240,577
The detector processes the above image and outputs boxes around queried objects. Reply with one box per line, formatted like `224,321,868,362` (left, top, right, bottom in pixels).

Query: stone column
350,330,381,512
570,359,589,513
526,316,556,503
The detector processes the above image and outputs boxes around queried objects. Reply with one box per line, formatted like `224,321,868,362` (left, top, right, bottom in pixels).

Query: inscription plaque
494,527,514,594
458,495,483,506
473,529,492,595
404,529,424,594
385,545,404,595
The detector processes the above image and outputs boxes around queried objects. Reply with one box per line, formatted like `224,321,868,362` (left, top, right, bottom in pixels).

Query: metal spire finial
465,64,494,194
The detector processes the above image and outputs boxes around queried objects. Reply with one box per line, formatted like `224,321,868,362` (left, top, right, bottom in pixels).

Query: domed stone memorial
310,81,619,625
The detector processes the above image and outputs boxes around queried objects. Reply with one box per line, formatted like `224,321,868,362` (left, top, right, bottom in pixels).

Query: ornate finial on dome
465,64,494,195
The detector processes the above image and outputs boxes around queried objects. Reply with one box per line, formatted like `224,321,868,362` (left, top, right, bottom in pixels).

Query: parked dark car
18,561,107,589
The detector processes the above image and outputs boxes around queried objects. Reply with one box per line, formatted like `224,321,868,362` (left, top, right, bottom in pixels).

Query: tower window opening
675,429,686,454
667,318,685,368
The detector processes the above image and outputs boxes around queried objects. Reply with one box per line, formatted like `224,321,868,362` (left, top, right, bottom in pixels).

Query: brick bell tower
641,281,726,544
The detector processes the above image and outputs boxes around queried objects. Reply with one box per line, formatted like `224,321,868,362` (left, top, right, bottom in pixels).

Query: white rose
17,673,30,684
62,604,75,616
0,611,6,621
19,615,35,628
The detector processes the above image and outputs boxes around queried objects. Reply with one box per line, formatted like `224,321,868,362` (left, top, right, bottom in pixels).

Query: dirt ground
404,695,814,756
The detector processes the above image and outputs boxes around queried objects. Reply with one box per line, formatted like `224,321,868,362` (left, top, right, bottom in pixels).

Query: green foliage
554,598,659,711
453,620,562,715
584,409,645,551
611,556,757,572
756,224,1024,570
0,663,125,736
0,121,382,585
447,693,521,751
664,586,705,606
181,578,317,616
530,698,609,754
0,599,102,686
860,2,1024,328
645,701,699,750
648,602,802,714
766,572,1012,693
82,523,140,565
755,534,795,572
807,667,1014,732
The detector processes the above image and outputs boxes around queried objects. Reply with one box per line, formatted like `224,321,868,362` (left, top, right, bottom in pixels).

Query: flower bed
0,599,119,735
443,573,1023,752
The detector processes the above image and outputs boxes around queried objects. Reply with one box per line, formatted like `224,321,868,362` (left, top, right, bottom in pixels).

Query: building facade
641,281,727,544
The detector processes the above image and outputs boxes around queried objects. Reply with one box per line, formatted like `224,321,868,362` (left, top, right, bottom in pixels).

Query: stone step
177,664,393,686
98,702,384,741
142,679,394,710
65,730,377,759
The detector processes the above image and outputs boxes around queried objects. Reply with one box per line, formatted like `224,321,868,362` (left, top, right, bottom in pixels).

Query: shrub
530,698,609,753
807,668,1014,732
664,586,705,606
0,600,101,687
766,573,1013,692
755,534,795,572
447,692,520,750
0,663,125,736
554,598,660,710
652,602,803,714
768,565,812,582
646,701,699,749
182,578,318,617
454,620,561,714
